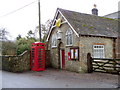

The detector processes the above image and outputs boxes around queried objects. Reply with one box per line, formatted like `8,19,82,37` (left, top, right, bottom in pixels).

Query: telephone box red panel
30,42,45,71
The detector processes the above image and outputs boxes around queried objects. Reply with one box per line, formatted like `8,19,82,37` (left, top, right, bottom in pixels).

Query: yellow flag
56,19,61,27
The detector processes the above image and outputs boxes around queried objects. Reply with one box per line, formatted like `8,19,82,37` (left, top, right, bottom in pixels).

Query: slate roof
58,8,118,38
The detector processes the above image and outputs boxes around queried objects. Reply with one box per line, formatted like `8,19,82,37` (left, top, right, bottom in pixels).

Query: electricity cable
0,0,37,18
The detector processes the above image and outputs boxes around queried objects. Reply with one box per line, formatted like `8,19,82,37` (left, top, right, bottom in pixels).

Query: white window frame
66,28,73,46
52,33,57,47
93,45,105,58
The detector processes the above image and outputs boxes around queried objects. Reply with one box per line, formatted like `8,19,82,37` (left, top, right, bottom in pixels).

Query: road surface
1,68,119,88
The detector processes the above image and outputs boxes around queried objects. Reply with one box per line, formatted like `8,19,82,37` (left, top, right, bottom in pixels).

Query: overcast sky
0,0,119,40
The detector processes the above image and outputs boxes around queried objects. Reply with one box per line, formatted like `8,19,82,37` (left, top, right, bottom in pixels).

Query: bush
2,41,16,55
16,38,37,55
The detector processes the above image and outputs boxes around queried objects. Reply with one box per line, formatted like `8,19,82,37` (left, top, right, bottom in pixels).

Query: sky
0,0,119,40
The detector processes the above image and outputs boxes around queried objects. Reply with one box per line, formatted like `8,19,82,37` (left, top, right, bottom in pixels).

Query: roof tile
58,8,118,38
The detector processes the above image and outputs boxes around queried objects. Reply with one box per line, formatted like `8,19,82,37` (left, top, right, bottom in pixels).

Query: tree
42,19,52,42
45,19,52,34
0,28,9,41
16,34,22,40
35,19,52,42
0,28,16,55
15,19,53,55
26,30,35,39
2,41,16,55
16,30,37,55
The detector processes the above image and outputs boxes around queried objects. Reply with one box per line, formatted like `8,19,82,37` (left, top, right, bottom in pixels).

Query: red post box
30,42,45,71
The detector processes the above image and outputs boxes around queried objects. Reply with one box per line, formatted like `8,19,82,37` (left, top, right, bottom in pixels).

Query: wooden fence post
87,53,93,73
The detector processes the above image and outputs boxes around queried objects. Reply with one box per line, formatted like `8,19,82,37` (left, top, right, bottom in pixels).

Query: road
1,68,119,88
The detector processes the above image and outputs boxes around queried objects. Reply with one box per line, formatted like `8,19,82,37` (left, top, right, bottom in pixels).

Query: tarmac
1,68,119,88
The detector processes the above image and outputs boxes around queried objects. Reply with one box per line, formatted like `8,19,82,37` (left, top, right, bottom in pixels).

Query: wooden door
60,49,65,69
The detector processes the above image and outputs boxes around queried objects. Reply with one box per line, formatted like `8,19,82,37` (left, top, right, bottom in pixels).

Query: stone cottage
46,8,118,73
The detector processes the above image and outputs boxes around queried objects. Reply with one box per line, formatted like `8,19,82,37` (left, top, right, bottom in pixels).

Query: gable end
46,8,79,42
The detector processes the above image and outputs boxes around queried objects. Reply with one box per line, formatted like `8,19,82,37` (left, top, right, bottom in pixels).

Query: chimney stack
92,4,98,15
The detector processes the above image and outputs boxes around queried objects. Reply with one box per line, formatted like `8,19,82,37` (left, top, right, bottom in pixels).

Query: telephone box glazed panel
31,42,45,71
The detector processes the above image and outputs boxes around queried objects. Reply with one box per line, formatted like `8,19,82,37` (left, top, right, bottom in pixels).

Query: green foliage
89,26,94,29
16,37,37,55
0,28,17,55
15,19,52,55
99,17,116,20
2,41,16,55
82,24,87,27
16,30,38,55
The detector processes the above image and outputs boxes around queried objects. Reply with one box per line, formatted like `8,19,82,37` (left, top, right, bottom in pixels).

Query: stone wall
45,50,51,67
116,37,120,58
1,51,30,72
48,21,81,72
79,36,115,72
50,48,59,68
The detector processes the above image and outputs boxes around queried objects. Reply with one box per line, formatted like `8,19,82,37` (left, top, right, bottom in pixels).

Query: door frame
60,49,65,69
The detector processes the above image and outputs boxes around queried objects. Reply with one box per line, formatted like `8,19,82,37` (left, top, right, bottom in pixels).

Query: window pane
75,49,78,59
93,45,104,58
52,34,57,46
71,49,74,59
70,35,72,45
67,35,69,45
66,29,73,45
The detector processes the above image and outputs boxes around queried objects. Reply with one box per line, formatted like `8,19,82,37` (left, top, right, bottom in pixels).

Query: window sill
51,46,57,48
66,45,73,47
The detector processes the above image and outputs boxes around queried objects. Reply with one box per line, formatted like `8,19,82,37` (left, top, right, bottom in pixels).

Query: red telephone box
30,42,45,71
